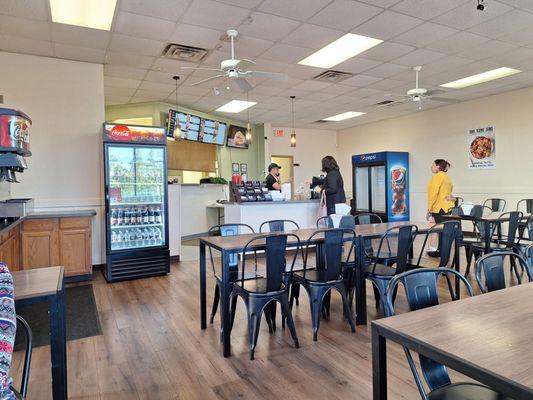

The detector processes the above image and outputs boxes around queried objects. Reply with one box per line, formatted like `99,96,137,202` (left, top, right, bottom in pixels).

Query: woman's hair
434,159,451,172
321,155,340,173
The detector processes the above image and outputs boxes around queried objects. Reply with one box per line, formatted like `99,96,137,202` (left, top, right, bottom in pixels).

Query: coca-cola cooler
103,123,170,282
352,151,410,222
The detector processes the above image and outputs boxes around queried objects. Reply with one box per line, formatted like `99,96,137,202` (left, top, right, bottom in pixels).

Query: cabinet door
21,230,59,268
59,228,91,276
0,237,14,271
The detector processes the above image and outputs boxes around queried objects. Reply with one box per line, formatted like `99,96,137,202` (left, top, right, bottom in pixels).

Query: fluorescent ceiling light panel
440,67,521,89
323,111,366,121
298,33,383,69
216,100,257,113
50,0,118,31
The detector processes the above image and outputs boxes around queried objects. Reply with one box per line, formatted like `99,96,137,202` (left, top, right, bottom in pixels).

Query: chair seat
428,382,511,400
365,263,396,277
215,270,261,283
470,242,512,252
293,270,342,283
233,278,285,294
459,237,483,245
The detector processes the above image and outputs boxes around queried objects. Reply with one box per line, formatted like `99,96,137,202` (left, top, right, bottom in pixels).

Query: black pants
431,209,446,250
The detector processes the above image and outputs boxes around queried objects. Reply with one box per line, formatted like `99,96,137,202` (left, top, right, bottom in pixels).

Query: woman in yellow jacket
426,159,455,256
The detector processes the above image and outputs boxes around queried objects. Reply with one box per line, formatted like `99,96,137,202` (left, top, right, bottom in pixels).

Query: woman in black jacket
321,155,346,215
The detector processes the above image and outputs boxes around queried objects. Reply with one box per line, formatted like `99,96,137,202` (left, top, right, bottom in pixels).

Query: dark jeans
431,209,446,251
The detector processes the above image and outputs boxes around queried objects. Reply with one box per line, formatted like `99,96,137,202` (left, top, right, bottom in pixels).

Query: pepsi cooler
352,151,410,222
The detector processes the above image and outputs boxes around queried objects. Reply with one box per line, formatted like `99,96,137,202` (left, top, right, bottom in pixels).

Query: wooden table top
199,221,431,251
374,282,533,394
13,266,64,301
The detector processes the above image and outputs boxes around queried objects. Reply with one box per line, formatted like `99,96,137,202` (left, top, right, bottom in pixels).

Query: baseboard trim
170,255,180,263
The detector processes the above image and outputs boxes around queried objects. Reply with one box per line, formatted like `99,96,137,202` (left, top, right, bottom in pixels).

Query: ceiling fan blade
190,75,225,86
234,77,253,92
429,97,461,104
181,66,224,72
234,59,256,70
246,70,288,80
426,89,446,96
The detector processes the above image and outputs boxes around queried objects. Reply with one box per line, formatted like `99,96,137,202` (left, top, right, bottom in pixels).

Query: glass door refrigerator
352,151,410,222
103,123,169,282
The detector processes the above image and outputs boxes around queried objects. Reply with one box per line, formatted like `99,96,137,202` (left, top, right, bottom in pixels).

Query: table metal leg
50,288,67,400
221,250,231,357
454,236,461,299
200,242,207,329
485,220,491,253
355,236,367,325
372,323,387,400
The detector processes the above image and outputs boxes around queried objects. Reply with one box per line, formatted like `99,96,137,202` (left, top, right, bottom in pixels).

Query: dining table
198,221,436,357
372,282,533,400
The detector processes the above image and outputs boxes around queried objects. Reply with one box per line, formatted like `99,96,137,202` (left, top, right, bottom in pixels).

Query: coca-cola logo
108,125,131,141
9,119,30,144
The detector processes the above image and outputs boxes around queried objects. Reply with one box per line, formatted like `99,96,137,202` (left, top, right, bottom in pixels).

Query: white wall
264,123,338,190
180,184,228,237
0,52,105,264
337,86,533,221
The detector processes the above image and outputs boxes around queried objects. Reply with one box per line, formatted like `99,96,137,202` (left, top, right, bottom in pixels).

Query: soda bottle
117,208,123,225
142,206,149,224
148,206,155,224
110,208,118,225
111,230,117,244
154,227,162,244
117,230,124,248
124,207,131,225
154,206,162,224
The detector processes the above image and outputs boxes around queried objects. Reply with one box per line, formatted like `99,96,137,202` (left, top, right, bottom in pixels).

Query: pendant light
290,95,296,147
172,75,182,140
245,91,252,143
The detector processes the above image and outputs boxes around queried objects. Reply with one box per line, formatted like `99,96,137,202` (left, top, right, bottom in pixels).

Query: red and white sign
104,123,166,144
273,129,285,137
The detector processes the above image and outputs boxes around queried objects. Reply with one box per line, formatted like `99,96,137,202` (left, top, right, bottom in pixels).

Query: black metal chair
524,243,533,271
365,225,418,313
290,229,356,341
454,196,464,207
259,219,299,232
229,233,300,360
385,268,510,400
516,198,533,213
354,213,383,225
316,215,355,229
474,251,532,293
12,315,32,400
483,198,506,212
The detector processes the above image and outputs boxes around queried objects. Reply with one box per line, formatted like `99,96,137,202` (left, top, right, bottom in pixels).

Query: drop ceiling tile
134,88,174,100
0,34,53,57
104,86,138,97
104,65,148,80
392,0,468,20
51,24,111,49
353,10,424,40
394,22,458,47
144,70,185,85
264,77,305,89
320,84,359,95
283,63,324,80
138,80,176,92
335,57,381,74
168,24,223,49
238,12,300,42
393,48,447,66
218,35,274,59
455,40,516,61
216,0,263,8
364,62,410,78
309,0,383,31
54,43,106,63
422,55,473,75
365,78,406,91
425,31,490,54
105,95,132,105
281,23,344,50
292,80,333,92
359,41,415,63
151,58,197,74
300,91,339,101
114,12,176,42
259,0,333,21
338,74,383,87
259,43,314,64
120,0,189,22
0,15,50,40
167,93,203,107
433,1,513,30
183,0,251,31
277,88,313,98
104,76,142,89
250,85,285,96
0,0,48,21
488,47,533,66
499,26,533,47
358,0,401,7
109,34,165,57
468,9,533,39
105,52,156,69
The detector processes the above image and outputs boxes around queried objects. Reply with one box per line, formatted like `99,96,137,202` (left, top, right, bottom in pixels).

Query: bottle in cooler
117,207,123,225
110,208,118,225
142,206,149,224
154,206,162,224
154,227,162,244
148,206,155,224
124,207,131,225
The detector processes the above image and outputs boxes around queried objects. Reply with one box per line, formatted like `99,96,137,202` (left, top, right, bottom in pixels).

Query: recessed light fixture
50,0,118,31
440,67,521,89
298,33,383,69
216,100,257,113
323,111,366,122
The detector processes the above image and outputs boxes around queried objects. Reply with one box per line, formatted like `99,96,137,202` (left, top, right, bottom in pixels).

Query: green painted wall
105,101,265,181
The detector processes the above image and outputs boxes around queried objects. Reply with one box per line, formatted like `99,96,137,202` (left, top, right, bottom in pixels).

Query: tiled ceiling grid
2,0,533,128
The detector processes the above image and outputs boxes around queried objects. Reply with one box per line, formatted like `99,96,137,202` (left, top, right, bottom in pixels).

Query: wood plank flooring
10,244,522,400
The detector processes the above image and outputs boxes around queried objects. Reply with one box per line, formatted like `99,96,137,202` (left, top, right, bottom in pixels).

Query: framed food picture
227,125,249,149
240,163,247,173
232,163,240,173
467,126,496,169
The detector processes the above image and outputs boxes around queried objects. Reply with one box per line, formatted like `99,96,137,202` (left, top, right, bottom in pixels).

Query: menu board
200,118,226,145
166,109,226,146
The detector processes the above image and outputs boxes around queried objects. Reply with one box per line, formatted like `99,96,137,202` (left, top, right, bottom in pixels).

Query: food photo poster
227,125,249,149
467,126,496,169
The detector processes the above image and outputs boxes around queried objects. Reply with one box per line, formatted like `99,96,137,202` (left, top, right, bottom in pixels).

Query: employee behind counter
265,162,282,191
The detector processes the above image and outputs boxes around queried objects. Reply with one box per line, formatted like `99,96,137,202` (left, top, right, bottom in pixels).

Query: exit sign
273,129,284,137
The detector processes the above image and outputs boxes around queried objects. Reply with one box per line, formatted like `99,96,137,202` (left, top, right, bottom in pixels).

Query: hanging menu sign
467,126,496,169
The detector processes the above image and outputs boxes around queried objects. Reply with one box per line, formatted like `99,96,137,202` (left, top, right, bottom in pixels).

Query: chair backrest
497,211,523,246
447,206,464,216
354,213,383,225
303,229,355,282
259,219,300,232
241,233,300,292
415,221,460,268
527,215,533,240
474,251,532,293
525,244,533,270
483,198,506,212
316,215,355,229
369,225,418,275
208,223,254,269
386,268,474,397
517,198,533,213
469,204,492,218
454,196,464,207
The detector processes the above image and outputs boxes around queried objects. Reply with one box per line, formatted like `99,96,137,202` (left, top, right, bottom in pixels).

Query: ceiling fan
181,29,288,92
383,66,459,107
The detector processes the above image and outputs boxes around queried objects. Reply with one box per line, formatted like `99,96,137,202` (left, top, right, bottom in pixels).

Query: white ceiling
2,0,533,129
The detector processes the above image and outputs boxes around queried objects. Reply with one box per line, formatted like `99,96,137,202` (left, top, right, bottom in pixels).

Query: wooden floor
10,244,521,400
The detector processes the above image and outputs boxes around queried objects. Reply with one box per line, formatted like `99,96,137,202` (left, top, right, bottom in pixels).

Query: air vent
162,43,209,62
374,100,402,107
312,70,354,83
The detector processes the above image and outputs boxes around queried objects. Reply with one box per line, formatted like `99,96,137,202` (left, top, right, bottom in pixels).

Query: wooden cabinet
21,217,92,278
0,224,21,272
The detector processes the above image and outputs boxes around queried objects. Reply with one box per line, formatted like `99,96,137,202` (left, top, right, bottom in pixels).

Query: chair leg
368,278,389,316
210,283,220,324
290,282,300,307
322,291,331,320
247,298,265,361
264,303,274,334
335,283,355,333
305,285,328,341
230,293,238,331
372,284,381,309
279,296,299,349
464,246,473,276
